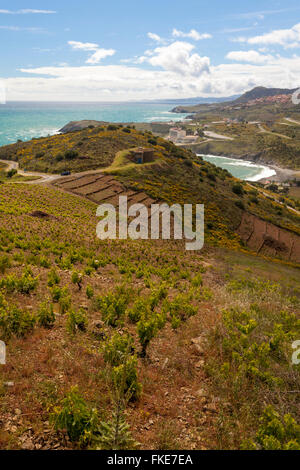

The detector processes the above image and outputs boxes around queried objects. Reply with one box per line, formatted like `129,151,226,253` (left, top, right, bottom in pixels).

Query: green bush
0,268,38,294
66,308,88,334
86,285,94,299
232,183,244,196
127,298,150,324
242,406,300,450
50,387,99,445
111,355,142,401
47,268,60,287
97,287,131,327
64,149,78,160
0,301,35,339
71,271,83,290
137,316,159,357
0,255,11,274
37,302,55,329
235,200,245,210
7,169,17,178
163,294,197,329
103,333,134,367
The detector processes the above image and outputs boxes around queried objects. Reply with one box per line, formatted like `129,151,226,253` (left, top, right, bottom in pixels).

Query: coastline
194,149,300,183
259,164,300,183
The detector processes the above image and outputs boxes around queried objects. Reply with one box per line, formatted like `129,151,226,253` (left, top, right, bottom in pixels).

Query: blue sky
1,0,300,101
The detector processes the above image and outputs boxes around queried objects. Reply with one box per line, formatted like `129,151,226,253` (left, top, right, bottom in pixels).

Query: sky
1,0,300,101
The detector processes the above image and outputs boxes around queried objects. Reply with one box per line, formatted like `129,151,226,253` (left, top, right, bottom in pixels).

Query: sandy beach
259,164,300,183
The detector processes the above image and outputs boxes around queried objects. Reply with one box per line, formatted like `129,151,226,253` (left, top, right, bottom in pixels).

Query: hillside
0,179,299,450
234,86,298,104
0,124,299,253
0,124,299,450
171,86,298,114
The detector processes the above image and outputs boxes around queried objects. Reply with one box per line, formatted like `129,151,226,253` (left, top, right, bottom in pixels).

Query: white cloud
0,79,6,103
243,23,300,49
68,41,116,64
86,49,116,64
226,50,274,64
142,41,210,77
0,25,45,32
231,8,297,20
2,54,299,102
68,41,99,51
172,28,212,41
0,9,56,14
147,32,162,42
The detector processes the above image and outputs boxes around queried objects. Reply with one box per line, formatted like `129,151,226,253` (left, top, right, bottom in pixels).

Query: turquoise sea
0,101,275,181
200,154,276,182
0,101,189,147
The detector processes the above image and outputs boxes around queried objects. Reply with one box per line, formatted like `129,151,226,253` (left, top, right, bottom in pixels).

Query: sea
199,154,276,182
0,101,275,181
0,101,190,147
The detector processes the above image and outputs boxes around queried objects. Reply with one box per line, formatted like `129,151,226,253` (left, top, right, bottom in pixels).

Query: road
258,124,291,139
247,182,300,216
203,130,234,141
284,117,300,125
0,159,59,184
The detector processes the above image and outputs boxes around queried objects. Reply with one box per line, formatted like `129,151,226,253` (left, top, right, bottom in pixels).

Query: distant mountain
148,95,239,105
171,86,300,113
233,86,299,104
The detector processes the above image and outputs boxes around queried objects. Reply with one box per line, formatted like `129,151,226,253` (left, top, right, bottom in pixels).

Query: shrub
127,298,150,324
50,387,99,445
103,333,134,367
59,290,71,315
191,273,203,287
0,255,11,274
97,287,130,327
64,149,78,160
71,271,83,290
47,268,60,287
242,406,300,450
37,302,55,329
66,308,88,334
7,169,17,178
111,355,142,401
98,409,138,450
163,294,197,329
86,285,94,299
0,300,35,339
0,268,38,294
232,183,244,196
207,172,216,181
235,200,245,210
149,285,167,311
137,316,159,357
35,151,45,159
17,267,38,294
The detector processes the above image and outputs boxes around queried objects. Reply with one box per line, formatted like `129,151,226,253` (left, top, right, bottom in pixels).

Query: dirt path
258,124,291,140
0,159,59,184
248,182,300,216
284,117,300,125
203,131,234,141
